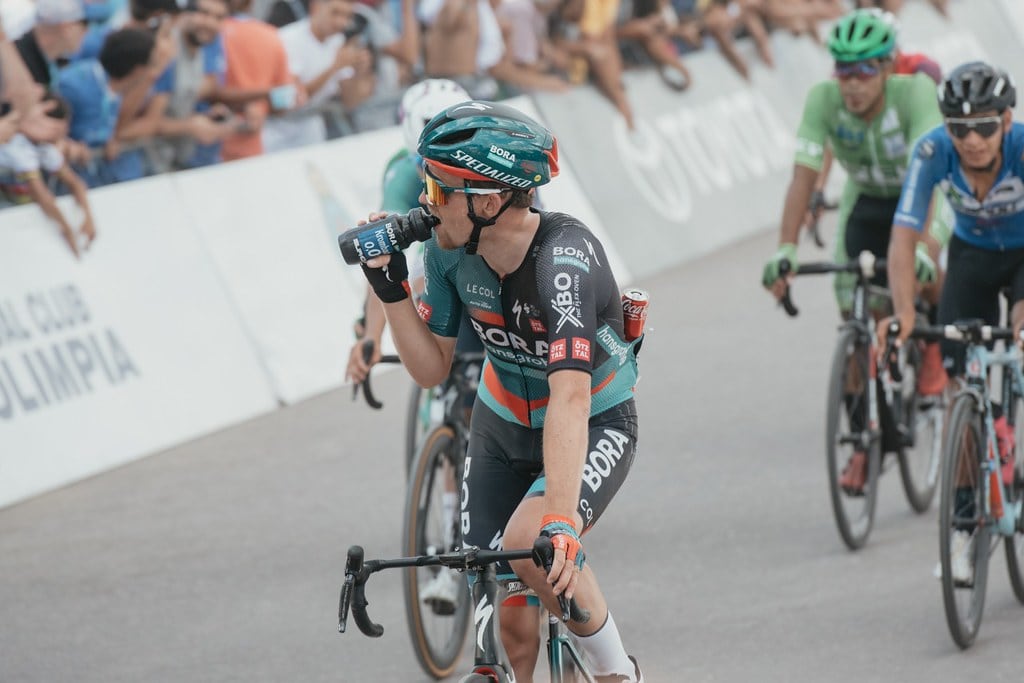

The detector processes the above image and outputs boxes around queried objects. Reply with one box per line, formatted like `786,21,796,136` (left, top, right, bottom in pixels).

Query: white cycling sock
570,611,634,679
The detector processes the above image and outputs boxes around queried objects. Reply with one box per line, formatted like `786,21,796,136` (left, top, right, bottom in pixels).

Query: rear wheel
405,383,443,474
896,340,942,513
403,426,471,678
939,393,991,649
825,326,881,550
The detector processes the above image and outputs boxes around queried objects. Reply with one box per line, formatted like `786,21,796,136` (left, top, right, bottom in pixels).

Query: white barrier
0,176,277,508
2,0,1021,508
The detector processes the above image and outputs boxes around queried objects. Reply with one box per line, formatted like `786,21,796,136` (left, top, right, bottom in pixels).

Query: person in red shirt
218,0,296,160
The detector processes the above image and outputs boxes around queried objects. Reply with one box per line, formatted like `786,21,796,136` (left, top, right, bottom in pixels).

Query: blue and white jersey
894,122,1024,250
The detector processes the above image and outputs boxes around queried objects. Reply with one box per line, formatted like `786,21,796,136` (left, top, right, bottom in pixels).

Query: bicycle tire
1003,390,1024,603
896,341,941,513
938,394,991,649
403,425,472,678
404,382,426,474
825,326,881,550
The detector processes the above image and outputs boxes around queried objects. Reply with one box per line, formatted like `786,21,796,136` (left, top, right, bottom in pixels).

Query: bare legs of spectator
583,34,635,130
735,0,774,68
700,3,751,80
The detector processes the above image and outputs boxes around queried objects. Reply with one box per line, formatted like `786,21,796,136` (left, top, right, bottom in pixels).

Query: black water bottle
337,208,439,265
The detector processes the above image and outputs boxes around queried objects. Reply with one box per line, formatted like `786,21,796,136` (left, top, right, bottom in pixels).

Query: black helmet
939,61,1016,116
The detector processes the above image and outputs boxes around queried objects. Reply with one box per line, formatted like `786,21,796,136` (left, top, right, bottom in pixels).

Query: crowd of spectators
0,0,951,252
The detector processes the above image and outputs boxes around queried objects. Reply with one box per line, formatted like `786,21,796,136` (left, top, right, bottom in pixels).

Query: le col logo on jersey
416,300,433,323
550,271,583,333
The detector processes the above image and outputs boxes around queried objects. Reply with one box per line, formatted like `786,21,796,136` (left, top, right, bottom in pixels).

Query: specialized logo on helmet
452,149,531,188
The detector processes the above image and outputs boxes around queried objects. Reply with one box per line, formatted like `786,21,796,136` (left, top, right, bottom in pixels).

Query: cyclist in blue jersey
885,62,1023,581
357,101,644,683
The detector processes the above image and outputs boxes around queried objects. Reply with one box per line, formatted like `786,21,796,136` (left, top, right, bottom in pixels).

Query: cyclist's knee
500,606,541,672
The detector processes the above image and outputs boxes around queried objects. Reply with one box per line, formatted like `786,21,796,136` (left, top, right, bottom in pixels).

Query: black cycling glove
361,251,410,303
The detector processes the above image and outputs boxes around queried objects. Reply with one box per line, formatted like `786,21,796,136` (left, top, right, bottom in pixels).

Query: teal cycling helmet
417,101,559,190
828,9,896,63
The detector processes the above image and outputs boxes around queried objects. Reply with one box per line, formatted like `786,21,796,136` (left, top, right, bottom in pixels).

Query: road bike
779,251,942,550
902,320,1024,648
402,351,484,677
339,537,596,682
356,343,485,677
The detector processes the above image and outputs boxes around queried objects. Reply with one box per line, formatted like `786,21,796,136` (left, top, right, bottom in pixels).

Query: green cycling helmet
417,101,559,190
828,9,896,63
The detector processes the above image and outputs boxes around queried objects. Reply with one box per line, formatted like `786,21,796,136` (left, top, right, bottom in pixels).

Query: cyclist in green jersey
761,8,945,492
346,79,470,384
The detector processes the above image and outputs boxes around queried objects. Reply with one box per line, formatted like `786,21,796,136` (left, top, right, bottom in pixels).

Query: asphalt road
2,223,1023,682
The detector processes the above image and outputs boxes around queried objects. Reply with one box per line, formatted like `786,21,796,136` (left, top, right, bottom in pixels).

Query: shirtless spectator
490,0,571,93
263,0,371,152
419,0,504,99
219,0,296,160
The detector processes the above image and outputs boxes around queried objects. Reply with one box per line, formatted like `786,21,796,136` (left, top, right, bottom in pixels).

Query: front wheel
403,426,471,678
896,340,942,513
938,393,991,649
1003,390,1024,603
825,326,881,550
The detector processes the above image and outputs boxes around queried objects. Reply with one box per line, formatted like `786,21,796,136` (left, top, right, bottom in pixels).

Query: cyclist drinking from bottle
884,62,1024,544
356,101,645,682
761,8,946,493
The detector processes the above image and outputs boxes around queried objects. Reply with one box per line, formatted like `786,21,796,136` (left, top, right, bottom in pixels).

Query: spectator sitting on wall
147,0,242,171
418,0,505,99
490,0,571,93
14,0,89,91
262,0,370,153
617,0,692,91
57,27,157,186
0,93,96,257
761,0,844,44
693,0,773,80
549,0,635,128
219,0,297,160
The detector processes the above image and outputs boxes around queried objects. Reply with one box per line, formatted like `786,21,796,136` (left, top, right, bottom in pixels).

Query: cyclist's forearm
542,371,591,523
888,225,919,320
816,148,833,192
363,288,387,342
383,300,452,386
779,164,818,245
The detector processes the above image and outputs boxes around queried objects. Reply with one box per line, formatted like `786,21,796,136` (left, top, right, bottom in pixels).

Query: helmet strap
463,193,514,256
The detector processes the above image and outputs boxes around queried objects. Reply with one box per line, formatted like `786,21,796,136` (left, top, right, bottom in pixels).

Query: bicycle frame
958,334,1024,537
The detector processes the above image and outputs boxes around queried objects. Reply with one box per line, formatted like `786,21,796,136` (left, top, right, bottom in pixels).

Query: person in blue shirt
57,27,156,186
885,63,1023,571
887,61,1024,363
